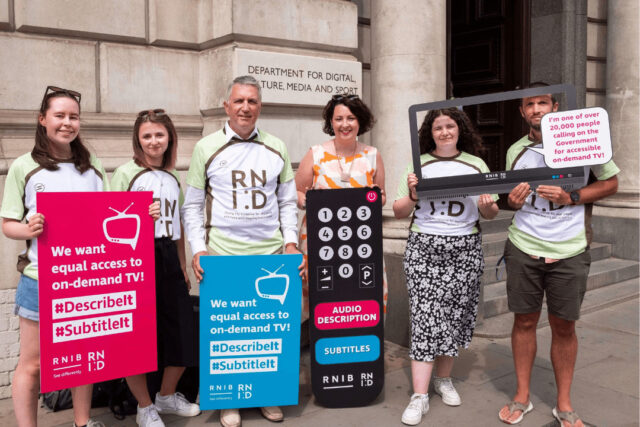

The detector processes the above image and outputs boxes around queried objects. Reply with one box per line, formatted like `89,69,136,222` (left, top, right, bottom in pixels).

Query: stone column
370,0,446,200
370,0,448,345
602,0,639,208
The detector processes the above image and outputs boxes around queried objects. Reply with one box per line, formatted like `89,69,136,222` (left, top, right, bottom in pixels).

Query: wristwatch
569,190,581,205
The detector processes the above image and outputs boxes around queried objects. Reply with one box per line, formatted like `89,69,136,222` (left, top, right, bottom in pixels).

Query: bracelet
409,193,418,202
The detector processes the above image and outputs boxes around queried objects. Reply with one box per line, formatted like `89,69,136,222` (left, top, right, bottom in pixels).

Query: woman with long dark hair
1,86,108,427
393,108,498,425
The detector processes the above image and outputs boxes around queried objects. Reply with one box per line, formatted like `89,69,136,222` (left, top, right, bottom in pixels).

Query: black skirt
154,238,197,367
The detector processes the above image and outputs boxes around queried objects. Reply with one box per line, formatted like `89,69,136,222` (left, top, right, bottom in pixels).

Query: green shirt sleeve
395,162,413,200
279,145,295,184
592,159,620,181
0,158,27,220
186,141,207,189
110,165,129,192
90,155,110,191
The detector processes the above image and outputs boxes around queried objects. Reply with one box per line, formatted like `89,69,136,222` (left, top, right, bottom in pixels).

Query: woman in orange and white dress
295,94,387,324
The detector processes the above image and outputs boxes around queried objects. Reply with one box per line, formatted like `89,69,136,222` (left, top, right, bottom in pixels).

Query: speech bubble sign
533,107,612,168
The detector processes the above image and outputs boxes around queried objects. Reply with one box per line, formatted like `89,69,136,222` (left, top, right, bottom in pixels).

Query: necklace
334,140,358,182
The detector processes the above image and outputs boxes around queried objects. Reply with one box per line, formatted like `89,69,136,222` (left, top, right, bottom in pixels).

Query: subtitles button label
315,335,380,365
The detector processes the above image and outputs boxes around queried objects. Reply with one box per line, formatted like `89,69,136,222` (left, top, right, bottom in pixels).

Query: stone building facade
0,0,637,399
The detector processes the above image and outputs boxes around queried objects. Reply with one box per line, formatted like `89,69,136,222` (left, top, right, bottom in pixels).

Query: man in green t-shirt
182,75,303,427
498,85,618,427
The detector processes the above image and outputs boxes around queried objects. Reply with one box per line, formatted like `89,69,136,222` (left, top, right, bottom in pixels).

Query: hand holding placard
534,107,612,168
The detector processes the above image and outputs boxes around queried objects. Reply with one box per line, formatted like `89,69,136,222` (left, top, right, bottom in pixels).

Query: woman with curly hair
295,94,387,327
393,108,498,425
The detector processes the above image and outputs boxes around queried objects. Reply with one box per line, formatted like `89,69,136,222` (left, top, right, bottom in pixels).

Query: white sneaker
73,420,106,427
220,408,241,427
136,405,165,427
401,393,429,425
155,392,201,417
433,376,462,406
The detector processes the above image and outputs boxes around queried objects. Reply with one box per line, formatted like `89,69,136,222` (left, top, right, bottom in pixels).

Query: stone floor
0,297,637,426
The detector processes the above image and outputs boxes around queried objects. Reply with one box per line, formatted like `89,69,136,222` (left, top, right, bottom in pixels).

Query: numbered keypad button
338,245,353,260
318,208,333,223
356,206,371,221
319,246,334,261
357,244,372,259
337,206,352,222
337,225,352,241
357,224,371,240
338,263,354,278
318,227,333,242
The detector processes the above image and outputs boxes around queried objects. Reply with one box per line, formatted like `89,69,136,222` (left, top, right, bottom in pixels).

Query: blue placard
199,254,302,409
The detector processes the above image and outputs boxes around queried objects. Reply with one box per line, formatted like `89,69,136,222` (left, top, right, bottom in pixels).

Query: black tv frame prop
408,84,586,199
306,187,384,408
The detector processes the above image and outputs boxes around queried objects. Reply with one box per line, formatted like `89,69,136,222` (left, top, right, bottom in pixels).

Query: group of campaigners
2,75,618,427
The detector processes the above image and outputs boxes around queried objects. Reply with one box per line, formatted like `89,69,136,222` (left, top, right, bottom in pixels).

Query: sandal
498,400,534,425
552,407,582,427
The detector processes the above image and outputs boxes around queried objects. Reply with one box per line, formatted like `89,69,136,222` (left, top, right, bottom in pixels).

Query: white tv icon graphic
255,264,289,305
103,202,141,250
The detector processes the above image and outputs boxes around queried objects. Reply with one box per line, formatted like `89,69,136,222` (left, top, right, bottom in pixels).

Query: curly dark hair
418,108,483,155
32,89,91,173
322,95,375,136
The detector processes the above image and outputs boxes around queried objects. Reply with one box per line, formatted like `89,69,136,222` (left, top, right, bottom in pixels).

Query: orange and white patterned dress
299,142,388,321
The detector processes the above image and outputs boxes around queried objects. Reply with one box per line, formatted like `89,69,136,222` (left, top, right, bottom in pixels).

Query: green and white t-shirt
506,135,620,259
183,124,297,255
111,160,184,240
0,153,109,280
396,152,498,236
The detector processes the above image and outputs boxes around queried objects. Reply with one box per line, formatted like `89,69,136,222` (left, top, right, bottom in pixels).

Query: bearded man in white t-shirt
498,83,619,427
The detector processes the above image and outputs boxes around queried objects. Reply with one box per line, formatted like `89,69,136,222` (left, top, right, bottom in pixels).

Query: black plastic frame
408,84,586,198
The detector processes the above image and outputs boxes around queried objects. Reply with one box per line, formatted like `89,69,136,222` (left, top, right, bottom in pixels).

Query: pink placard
37,192,156,392
314,300,380,330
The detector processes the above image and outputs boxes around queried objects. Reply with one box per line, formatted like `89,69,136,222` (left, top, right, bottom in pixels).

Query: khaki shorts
504,239,591,321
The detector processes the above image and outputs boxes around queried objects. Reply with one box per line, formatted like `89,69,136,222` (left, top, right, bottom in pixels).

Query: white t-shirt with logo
0,153,108,280
506,135,620,259
111,160,184,240
183,124,297,255
396,152,497,236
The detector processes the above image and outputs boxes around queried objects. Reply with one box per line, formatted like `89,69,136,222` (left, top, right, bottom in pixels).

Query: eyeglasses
331,94,359,102
41,86,81,110
137,108,166,118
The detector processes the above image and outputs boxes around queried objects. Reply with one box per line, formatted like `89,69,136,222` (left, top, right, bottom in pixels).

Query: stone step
478,210,514,234
475,277,640,338
480,242,612,285
482,257,640,319
481,231,508,257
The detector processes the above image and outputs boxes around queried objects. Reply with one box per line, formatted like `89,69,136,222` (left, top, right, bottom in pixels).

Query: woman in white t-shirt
1,86,108,427
111,110,200,427
393,108,499,426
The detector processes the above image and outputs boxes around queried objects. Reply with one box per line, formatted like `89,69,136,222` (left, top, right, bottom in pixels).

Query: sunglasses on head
41,86,81,110
137,108,166,118
332,94,359,102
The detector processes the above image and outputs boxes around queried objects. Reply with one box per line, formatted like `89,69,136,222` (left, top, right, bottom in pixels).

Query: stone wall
0,0,360,398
